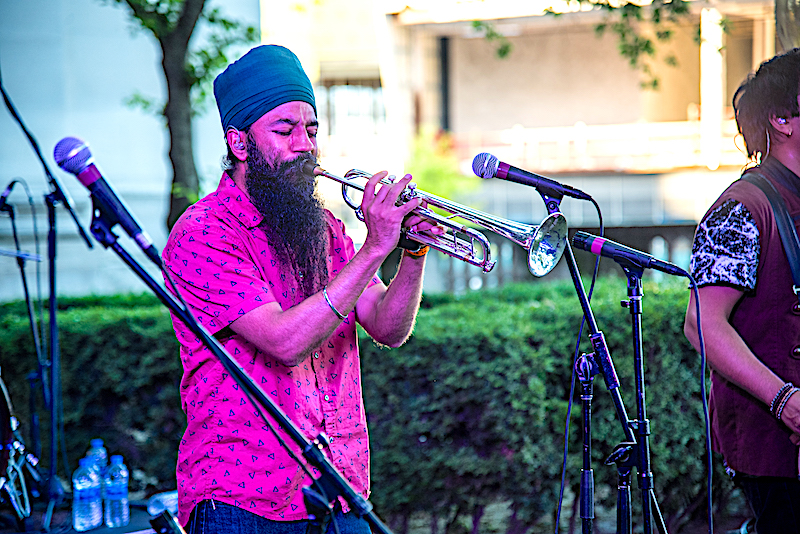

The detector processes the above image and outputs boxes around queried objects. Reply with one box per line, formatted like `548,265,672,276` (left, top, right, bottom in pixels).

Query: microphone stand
1,68,94,531
535,189,667,534
84,204,395,534
616,262,662,534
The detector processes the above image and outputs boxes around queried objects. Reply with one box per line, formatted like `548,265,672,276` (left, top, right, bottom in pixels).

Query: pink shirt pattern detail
162,174,380,525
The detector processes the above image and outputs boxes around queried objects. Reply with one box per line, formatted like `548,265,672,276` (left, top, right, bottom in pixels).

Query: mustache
276,153,316,180
247,152,318,198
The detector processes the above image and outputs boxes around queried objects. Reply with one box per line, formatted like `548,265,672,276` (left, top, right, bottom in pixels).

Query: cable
3,179,49,393
687,274,713,534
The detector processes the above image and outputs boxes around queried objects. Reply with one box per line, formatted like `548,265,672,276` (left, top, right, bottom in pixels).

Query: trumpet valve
399,183,417,203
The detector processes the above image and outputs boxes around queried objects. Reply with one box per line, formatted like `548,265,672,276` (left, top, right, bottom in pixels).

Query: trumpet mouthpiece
302,160,320,177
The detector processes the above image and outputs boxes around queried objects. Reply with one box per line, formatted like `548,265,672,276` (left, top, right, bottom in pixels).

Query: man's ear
770,115,793,137
226,128,247,161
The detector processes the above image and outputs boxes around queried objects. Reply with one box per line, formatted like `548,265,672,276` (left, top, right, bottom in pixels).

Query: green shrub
0,302,182,495
0,279,730,532
362,278,728,533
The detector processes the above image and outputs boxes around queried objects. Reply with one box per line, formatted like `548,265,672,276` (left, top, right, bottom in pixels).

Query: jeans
735,475,800,534
187,500,372,534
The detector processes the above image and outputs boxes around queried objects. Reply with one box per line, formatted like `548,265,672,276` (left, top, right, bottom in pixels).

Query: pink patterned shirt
162,173,380,525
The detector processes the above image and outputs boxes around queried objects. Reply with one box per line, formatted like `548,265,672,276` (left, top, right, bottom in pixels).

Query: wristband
771,382,795,414
397,232,424,252
404,245,430,257
322,285,346,321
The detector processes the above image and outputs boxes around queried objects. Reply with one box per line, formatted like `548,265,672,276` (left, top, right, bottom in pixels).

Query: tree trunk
568,486,579,534
444,506,462,534
159,0,206,230
776,0,800,52
161,37,199,230
505,503,525,534
471,504,484,534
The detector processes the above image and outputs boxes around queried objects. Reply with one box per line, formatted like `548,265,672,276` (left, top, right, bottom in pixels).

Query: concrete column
373,10,412,172
700,7,724,171
752,9,776,70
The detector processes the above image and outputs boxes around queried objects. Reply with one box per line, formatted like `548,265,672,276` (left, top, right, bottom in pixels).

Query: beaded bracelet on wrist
771,382,794,413
776,387,799,421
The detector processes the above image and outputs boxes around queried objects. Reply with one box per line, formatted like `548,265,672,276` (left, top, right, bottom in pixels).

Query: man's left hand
402,199,446,236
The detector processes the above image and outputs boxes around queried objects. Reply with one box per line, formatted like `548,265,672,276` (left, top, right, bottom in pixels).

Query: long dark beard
244,140,328,299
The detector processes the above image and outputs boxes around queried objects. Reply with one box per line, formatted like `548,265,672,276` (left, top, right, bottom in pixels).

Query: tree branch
171,0,206,49
121,0,169,37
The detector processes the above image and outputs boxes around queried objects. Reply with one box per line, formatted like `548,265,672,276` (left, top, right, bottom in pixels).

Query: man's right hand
780,392,800,437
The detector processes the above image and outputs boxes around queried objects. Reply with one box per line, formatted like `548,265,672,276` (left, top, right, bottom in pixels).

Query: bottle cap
110,455,123,464
90,438,104,448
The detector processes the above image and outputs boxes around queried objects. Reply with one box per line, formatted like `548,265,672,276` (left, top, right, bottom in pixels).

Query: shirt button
314,352,319,359
793,303,800,315
793,346,800,359
324,395,330,401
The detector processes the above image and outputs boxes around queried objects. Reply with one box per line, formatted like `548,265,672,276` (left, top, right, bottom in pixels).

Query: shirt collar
216,172,264,229
759,156,800,198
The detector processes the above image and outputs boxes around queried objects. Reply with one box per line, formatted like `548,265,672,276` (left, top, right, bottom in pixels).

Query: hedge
0,278,733,532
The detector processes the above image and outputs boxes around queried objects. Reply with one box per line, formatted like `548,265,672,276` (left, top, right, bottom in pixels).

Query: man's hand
360,172,440,258
780,393,800,436
402,199,446,238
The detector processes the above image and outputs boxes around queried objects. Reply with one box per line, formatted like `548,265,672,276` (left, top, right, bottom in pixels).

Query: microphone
54,137,162,267
572,231,687,276
472,152,592,200
0,180,17,213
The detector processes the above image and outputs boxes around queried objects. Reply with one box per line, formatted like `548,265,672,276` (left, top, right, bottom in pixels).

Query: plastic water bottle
72,457,102,531
86,438,108,497
86,438,108,476
103,455,129,528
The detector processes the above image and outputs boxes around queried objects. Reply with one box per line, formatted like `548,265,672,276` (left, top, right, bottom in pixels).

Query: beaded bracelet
776,387,800,421
322,285,346,321
771,382,794,413
404,245,430,257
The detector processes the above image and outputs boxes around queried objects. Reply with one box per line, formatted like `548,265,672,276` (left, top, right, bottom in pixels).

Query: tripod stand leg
44,497,55,533
649,490,668,534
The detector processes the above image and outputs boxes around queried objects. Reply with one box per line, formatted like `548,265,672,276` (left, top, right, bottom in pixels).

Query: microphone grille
471,152,498,180
54,137,92,175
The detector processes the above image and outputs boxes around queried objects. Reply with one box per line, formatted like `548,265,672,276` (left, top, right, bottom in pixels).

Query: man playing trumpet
162,44,439,534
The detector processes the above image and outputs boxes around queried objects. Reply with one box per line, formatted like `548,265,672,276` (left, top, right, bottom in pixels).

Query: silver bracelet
777,387,799,421
323,284,346,321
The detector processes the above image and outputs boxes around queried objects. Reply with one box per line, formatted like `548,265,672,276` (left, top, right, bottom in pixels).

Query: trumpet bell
528,212,568,277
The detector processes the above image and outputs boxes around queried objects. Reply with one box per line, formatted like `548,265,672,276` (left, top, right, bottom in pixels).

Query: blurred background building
0,0,773,300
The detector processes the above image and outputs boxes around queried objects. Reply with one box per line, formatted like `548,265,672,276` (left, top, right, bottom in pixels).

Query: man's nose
291,130,315,152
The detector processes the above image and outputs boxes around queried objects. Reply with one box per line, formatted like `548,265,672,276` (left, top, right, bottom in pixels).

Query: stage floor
0,501,161,534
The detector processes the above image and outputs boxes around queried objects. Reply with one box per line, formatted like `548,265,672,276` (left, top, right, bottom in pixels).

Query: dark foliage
0,278,733,530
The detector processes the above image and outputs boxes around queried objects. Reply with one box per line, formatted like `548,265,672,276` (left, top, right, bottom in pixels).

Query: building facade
0,0,777,300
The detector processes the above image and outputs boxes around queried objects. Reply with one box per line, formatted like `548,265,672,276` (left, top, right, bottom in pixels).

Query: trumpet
305,162,568,276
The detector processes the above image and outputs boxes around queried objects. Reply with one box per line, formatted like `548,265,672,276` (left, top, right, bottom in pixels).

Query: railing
452,119,745,175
